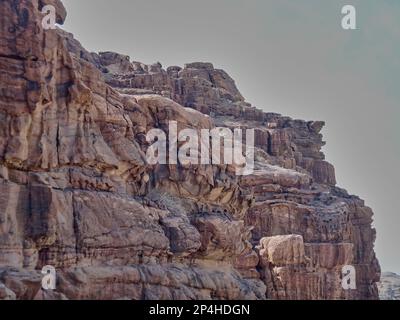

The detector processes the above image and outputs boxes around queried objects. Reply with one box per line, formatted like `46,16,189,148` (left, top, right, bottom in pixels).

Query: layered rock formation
0,0,380,300
378,272,400,300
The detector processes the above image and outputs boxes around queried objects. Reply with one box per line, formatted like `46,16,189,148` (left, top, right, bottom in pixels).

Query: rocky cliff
378,272,400,300
0,0,380,300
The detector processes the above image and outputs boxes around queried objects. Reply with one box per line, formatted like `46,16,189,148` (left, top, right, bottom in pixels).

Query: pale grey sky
62,0,400,273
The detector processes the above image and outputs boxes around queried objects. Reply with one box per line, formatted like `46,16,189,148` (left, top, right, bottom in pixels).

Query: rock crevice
0,0,380,300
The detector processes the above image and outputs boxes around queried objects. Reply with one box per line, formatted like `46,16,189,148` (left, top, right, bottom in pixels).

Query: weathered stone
258,235,306,266
0,0,380,300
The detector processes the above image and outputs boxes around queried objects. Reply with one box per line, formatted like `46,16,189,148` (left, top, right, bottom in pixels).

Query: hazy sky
62,0,400,273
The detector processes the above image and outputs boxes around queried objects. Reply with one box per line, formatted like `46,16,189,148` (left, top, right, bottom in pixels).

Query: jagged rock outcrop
378,272,400,300
0,0,380,300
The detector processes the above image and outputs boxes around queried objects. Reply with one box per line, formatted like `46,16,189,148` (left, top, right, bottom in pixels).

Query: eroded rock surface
0,0,380,300
378,272,400,300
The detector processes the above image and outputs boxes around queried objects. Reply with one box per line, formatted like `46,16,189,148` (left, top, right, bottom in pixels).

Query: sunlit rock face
0,0,380,300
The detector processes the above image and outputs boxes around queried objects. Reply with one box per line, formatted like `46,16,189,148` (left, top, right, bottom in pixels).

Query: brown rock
0,0,379,300
258,235,306,266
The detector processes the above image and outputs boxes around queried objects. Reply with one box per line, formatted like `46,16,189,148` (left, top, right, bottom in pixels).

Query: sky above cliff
62,0,400,274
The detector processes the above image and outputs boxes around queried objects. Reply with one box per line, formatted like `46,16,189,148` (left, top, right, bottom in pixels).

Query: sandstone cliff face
0,0,380,300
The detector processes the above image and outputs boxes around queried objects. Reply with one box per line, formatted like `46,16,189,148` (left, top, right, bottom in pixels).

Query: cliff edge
0,0,380,300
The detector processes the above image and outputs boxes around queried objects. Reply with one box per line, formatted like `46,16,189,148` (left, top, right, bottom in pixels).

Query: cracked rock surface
0,0,380,300
378,272,400,300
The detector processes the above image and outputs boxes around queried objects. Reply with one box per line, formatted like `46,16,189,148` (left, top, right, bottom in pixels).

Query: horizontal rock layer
0,0,380,300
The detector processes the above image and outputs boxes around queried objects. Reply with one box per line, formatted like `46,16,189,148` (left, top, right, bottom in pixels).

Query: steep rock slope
0,0,380,300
